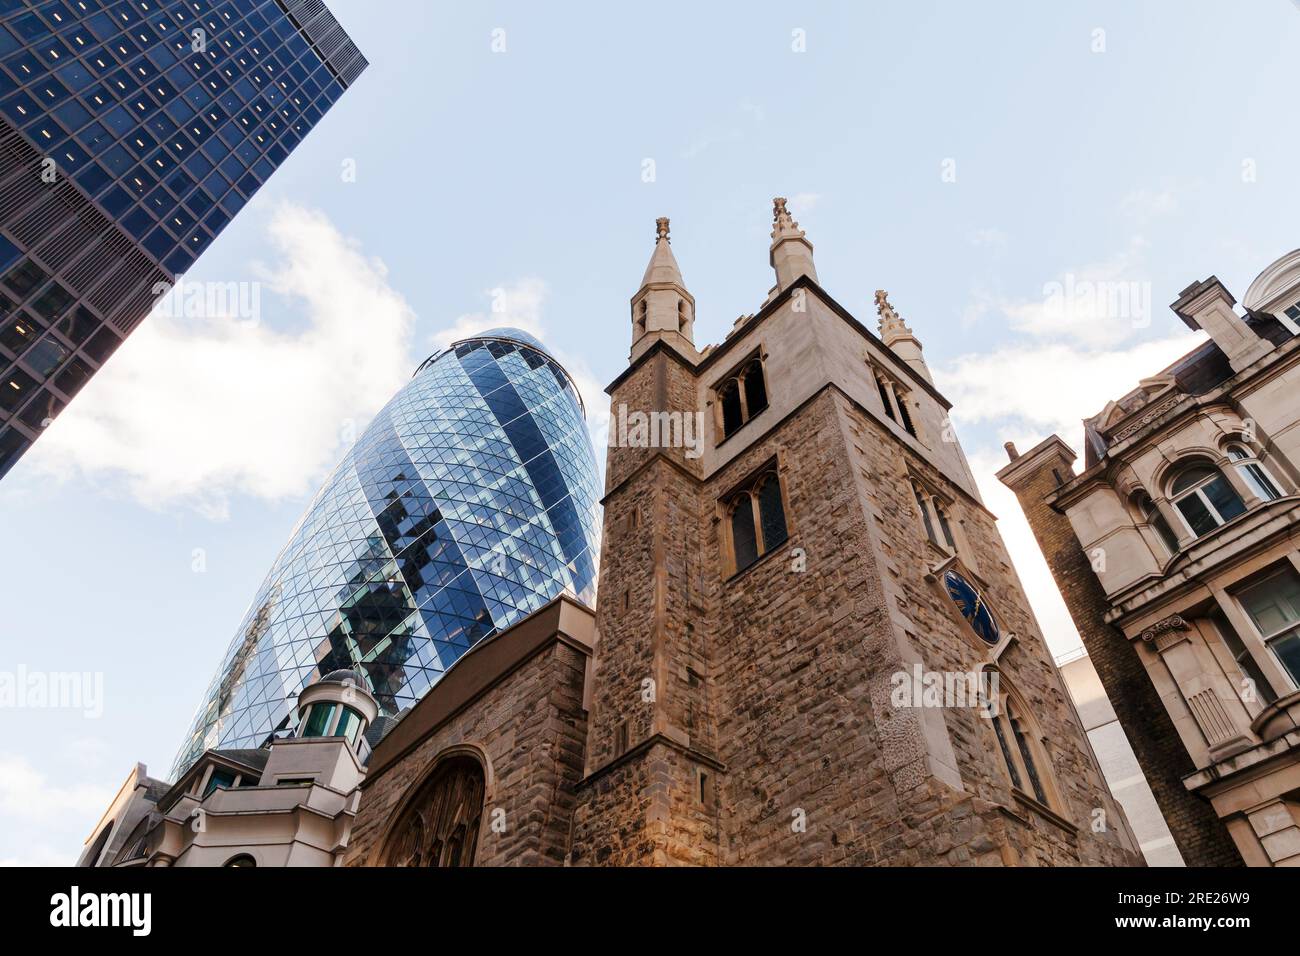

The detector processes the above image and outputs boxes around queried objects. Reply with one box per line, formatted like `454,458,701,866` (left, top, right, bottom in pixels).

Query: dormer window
713,354,768,440
1170,464,1246,537
1226,444,1282,502
203,768,237,797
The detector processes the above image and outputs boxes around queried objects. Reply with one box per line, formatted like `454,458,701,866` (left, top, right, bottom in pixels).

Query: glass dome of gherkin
171,328,601,778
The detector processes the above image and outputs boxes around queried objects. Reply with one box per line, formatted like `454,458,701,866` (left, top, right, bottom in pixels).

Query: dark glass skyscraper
0,0,365,477
172,328,603,778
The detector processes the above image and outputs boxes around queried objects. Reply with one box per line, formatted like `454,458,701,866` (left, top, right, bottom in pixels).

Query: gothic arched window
724,468,789,575
757,474,788,552
382,755,486,868
912,480,956,551
742,360,768,420
719,381,744,437
1169,464,1246,537
713,353,769,440
729,492,758,571
983,674,1058,810
873,369,917,438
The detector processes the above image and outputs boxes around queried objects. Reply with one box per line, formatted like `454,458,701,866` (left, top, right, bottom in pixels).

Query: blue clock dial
943,570,1000,646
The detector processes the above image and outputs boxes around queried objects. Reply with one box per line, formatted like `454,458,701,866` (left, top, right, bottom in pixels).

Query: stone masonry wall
843,401,1137,865
571,346,721,866
343,639,588,867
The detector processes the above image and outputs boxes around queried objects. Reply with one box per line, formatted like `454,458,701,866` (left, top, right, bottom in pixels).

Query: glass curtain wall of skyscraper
171,329,603,778
0,0,365,477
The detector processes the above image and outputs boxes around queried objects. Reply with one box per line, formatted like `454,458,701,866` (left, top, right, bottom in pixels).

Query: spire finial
874,288,932,383
640,216,684,288
771,197,805,241
875,289,909,337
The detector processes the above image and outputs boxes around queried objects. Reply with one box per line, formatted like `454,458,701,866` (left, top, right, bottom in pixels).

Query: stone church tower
569,200,1141,866
118,199,1146,869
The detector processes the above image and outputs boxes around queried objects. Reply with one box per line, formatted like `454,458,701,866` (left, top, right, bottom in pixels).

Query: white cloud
0,753,114,828
681,101,770,159
680,126,743,160
24,203,416,519
972,184,1184,350
935,331,1204,659
1000,237,1158,349
0,753,119,866
429,277,548,351
936,333,1203,447
739,98,766,124
0,844,74,867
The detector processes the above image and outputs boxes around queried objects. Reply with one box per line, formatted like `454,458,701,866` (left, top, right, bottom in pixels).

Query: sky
1,0,1298,865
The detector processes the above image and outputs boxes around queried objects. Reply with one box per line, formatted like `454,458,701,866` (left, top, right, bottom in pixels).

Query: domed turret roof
318,668,366,687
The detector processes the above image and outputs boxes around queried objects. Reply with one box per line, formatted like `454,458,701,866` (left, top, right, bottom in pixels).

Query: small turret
769,197,818,292
875,290,932,384
630,217,696,361
296,669,379,757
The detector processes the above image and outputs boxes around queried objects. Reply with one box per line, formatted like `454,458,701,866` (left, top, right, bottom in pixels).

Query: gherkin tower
172,328,601,778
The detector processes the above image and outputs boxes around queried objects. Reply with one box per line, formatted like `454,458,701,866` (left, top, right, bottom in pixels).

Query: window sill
725,535,795,585
715,403,769,451
1169,497,1296,559
924,539,956,563
1010,789,1077,835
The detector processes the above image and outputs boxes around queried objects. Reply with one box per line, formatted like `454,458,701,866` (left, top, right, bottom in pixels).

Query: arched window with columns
723,466,790,575
713,354,769,440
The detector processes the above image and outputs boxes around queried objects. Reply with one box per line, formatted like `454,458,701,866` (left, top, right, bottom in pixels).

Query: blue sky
2,0,1298,864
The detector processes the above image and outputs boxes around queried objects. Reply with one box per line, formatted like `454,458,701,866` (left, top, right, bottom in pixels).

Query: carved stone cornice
1110,394,1185,443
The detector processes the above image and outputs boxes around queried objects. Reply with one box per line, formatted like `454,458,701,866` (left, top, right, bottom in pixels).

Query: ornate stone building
1000,249,1300,867
80,670,378,867
341,199,1140,867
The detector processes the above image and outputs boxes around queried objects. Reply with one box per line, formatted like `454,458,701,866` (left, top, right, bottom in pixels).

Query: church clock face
943,570,1000,646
